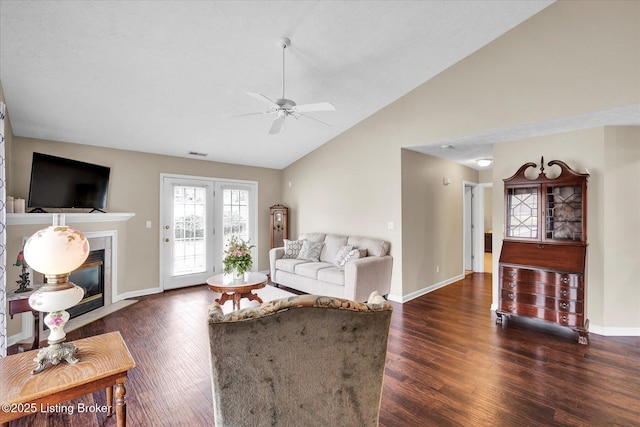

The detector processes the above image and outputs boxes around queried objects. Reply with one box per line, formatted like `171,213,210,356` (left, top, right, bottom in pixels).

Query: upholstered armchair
207,292,393,427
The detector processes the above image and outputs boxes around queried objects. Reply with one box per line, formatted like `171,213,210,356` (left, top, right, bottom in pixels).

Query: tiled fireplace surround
26,231,125,341
32,233,113,316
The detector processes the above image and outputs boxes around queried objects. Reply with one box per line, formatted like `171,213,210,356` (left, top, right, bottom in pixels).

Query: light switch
146,221,152,228
387,221,395,230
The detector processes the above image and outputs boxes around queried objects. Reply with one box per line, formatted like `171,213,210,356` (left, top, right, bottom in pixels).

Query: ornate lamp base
32,341,79,374
30,308,81,374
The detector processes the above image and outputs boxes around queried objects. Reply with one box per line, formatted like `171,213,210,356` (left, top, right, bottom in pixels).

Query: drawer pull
561,277,569,284
560,289,568,297
508,305,515,312
561,315,568,323
509,281,516,288
509,271,516,276
508,292,515,300
537,244,544,249
560,302,569,310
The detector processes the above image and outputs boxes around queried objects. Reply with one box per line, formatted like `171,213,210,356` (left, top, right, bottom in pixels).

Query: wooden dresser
496,158,589,345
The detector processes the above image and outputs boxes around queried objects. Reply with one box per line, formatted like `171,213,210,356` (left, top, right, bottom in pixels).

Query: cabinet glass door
545,185,583,241
506,186,538,239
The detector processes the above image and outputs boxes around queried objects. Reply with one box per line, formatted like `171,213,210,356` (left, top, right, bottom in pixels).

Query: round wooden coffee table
206,272,268,310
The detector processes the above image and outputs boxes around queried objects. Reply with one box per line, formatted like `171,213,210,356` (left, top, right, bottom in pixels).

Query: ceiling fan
231,37,336,135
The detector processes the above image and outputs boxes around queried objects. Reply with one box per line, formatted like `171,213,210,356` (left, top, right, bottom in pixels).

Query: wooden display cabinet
497,157,589,344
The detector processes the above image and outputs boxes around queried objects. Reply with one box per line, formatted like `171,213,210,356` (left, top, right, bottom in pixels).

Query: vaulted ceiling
0,1,569,170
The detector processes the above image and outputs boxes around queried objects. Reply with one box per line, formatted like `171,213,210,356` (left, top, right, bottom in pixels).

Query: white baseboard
116,286,162,301
589,325,640,337
7,329,31,347
488,306,640,337
387,274,465,304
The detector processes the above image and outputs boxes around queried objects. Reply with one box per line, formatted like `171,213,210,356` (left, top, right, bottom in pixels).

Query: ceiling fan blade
225,111,270,118
269,116,286,135
295,102,336,113
298,112,332,127
247,92,279,107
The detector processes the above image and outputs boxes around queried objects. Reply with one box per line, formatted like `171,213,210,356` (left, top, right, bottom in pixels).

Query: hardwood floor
8,273,640,426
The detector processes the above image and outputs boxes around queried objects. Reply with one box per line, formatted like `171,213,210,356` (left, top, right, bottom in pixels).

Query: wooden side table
7,285,44,351
0,331,136,427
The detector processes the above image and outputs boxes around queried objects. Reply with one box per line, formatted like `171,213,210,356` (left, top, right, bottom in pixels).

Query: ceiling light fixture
476,159,492,167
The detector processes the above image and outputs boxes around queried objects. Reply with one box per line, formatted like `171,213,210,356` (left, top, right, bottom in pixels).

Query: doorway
463,182,491,274
160,174,257,290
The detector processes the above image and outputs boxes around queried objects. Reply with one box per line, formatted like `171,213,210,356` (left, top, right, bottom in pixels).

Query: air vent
188,151,208,157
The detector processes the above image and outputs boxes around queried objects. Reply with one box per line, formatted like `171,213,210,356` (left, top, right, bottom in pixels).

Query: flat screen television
28,152,111,212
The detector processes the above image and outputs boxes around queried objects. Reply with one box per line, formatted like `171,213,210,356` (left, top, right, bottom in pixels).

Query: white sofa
269,233,393,302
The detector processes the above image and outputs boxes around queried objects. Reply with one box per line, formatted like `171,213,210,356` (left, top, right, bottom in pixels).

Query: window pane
173,185,207,276
223,188,250,247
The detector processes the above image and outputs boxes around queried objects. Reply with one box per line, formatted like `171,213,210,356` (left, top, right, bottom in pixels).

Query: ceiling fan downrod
280,37,290,100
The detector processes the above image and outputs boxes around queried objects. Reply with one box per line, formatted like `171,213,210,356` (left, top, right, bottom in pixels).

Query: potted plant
223,236,255,281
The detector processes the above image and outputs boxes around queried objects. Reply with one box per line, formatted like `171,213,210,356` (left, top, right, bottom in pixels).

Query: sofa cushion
295,262,334,280
275,258,309,273
297,240,324,262
321,235,349,263
333,245,354,268
299,233,326,243
347,236,390,257
317,267,345,286
282,239,304,259
337,248,367,270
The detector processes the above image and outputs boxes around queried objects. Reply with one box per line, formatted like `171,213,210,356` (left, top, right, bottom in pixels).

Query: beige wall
282,112,404,296
8,137,282,294
602,127,640,329
401,149,478,297
483,187,493,233
283,1,639,307
493,127,640,331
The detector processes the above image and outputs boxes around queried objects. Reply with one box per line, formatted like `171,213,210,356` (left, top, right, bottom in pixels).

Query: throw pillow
333,245,354,268
282,239,305,259
338,248,368,270
297,240,324,262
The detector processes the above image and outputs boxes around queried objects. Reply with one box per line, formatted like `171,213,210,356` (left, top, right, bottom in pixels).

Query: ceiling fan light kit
230,36,335,135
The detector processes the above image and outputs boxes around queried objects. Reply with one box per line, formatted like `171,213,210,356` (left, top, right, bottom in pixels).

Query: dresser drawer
500,280,583,300
500,289,583,313
501,266,582,288
499,241,586,272
499,302,585,327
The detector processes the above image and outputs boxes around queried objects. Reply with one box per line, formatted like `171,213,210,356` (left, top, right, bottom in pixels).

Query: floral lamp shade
24,225,90,276
22,216,91,373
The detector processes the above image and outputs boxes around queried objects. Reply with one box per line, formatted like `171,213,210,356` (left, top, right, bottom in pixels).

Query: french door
160,175,257,290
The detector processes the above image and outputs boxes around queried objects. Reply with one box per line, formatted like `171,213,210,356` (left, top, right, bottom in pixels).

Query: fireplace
30,233,114,333
41,249,105,329
67,249,105,320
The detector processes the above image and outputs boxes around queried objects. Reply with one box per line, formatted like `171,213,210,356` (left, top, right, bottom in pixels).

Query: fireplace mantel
7,212,135,225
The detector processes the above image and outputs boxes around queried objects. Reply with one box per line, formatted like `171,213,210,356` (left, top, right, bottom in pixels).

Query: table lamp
23,214,90,374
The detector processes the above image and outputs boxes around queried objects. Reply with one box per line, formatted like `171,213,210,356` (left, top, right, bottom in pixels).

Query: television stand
28,208,48,213
90,208,106,213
